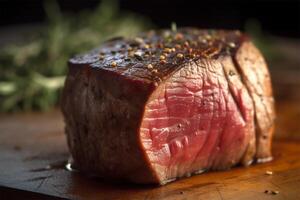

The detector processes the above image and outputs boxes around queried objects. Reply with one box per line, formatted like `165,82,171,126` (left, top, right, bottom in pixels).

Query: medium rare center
140,58,255,183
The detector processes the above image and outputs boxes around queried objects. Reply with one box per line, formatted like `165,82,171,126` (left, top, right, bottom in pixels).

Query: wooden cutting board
0,108,300,200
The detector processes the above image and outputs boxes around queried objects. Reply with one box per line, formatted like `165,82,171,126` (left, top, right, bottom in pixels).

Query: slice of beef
61,28,275,185
234,42,275,162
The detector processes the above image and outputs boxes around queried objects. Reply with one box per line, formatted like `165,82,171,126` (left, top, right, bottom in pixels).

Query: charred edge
230,43,271,163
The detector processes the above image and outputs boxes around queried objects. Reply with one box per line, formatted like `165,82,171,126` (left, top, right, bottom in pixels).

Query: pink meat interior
139,60,253,183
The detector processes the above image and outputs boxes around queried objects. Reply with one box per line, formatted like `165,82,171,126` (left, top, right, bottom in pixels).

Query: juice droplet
65,157,79,172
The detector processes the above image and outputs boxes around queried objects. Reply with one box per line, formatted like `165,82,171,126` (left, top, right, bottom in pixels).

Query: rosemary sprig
0,0,151,112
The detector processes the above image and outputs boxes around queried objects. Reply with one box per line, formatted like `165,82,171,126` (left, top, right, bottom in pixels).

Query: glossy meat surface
62,28,275,184
140,57,255,184
69,28,244,84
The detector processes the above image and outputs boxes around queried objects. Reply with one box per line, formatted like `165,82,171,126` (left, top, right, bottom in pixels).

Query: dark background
0,0,299,38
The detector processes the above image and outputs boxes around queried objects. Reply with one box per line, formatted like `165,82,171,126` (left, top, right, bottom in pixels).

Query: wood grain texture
0,108,300,200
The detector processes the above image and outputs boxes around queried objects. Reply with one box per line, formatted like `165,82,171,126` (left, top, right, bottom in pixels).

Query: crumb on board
265,170,273,175
264,190,279,195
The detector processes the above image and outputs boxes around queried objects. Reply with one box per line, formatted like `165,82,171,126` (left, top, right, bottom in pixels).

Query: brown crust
69,28,246,85
61,64,160,183
234,41,275,162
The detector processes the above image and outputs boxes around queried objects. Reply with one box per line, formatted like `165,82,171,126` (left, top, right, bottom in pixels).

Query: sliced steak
234,42,275,162
61,28,275,185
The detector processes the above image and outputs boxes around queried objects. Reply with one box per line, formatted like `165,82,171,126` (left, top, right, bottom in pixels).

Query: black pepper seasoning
229,70,236,76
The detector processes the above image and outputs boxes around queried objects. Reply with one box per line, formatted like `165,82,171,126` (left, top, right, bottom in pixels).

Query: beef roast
61,28,275,185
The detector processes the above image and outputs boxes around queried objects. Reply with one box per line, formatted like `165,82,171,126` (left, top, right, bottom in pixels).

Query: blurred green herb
245,19,279,60
0,0,151,112
171,22,177,32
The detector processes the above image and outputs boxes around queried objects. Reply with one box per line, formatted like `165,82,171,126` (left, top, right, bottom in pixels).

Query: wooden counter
0,99,299,200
